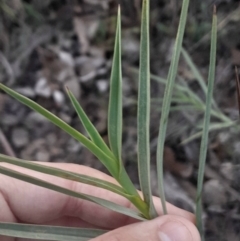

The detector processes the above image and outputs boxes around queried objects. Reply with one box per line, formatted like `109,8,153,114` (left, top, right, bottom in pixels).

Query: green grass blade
108,6,122,164
181,121,237,145
137,0,157,218
0,166,145,221
181,48,208,95
0,222,105,241
66,88,114,159
196,7,217,240
107,8,143,209
157,0,190,215
0,154,129,198
0,84,118,178
181,47,218,109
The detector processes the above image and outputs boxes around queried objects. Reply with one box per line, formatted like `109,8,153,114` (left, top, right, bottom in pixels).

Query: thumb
91,215,201,241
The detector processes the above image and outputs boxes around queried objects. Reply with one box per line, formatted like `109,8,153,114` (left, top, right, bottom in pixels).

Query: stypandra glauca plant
0,0,218,240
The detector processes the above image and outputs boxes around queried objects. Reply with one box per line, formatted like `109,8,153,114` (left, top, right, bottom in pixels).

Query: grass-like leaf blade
0,84,118,178
137,0,157,218
196,6,217,240
106,8,145,212
156,0,190,214
66,88,114,159
181,47,218,109
0,154,129,198
108,6,122,164
181,121,237,145
0,222,106,241
0,165,145,221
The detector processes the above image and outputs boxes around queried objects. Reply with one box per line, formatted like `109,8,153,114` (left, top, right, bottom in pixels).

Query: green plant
0,0,219,240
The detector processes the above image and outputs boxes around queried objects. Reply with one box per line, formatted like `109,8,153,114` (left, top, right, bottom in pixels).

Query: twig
0,128,16,157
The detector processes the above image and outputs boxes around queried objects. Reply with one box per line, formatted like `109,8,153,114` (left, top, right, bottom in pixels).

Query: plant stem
117,167,150,219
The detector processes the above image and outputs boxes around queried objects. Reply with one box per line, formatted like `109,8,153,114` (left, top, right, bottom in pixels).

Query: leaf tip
65,85,70,93
213,4,217,15
118,4,121,13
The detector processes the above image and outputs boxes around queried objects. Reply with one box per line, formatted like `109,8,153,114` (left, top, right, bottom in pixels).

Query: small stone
218,132,230,144
75,56,97,82
35,150,50,162
67,139,82,153
234,142,240,155
53,90,65,106
65,78,80,99
92,57,105,69
96,67,108,76
35,77,51,98
203,179,227,207
59,112,71,124
122,33,140,63
46,133,57,145
59,51,74,67
96,80,108,93
1,114,19,126
89,47,105,58
220,162,234,181
25,112,48,129
11,128,29,148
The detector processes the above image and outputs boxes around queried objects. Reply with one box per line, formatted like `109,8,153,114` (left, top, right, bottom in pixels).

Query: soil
0,0,240,240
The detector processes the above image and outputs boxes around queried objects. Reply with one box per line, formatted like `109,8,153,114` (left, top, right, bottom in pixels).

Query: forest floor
0,1,240,240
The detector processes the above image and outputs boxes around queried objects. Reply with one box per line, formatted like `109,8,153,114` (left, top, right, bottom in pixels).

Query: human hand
0,162,200,241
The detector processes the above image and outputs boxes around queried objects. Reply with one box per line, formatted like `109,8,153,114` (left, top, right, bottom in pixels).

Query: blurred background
0,0,240,240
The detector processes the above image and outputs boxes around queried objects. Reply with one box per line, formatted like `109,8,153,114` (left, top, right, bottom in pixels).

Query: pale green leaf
66,88,114,159
0,84,118,178
157,0,190,214
0,222,105,241
196,7,217,240
106,8,143,210
0,154,129,198
0,166,145,221
108,6,122,164
137,0,157,218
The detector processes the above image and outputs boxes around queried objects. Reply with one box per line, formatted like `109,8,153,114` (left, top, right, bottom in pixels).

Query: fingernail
158,221,191,241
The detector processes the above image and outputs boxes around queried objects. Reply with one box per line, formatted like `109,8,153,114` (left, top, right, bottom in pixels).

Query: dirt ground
0,0,240,240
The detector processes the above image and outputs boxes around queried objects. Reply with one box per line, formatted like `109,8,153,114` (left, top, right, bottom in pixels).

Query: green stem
117,167,150,219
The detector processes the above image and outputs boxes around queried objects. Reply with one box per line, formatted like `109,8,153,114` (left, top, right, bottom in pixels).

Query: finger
91,215,200,241
0,162,194,228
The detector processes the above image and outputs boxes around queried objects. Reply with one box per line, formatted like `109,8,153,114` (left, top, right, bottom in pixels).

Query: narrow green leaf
196,6,217,240
0,166,145,221
181,48,208,95
156,0,189,215
0,84,118,178
0,222,106,241
108,6,122,164
0,154,129,198
137,0,157,218
106,8,145,213
66,88,114,159
181,47,218,109
181,121,237,145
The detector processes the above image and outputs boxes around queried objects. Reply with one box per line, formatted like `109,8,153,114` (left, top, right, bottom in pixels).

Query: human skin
0,162,200,241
